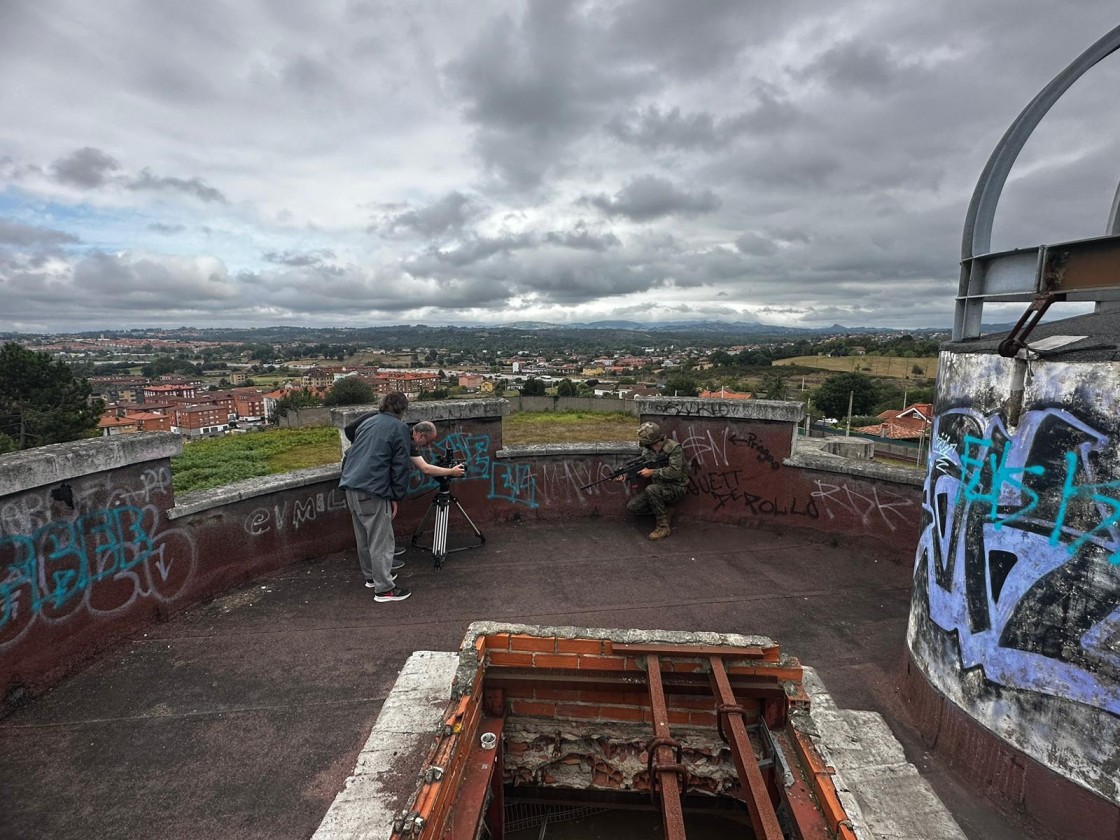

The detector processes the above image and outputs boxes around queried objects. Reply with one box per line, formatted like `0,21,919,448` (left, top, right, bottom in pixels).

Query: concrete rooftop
0,517,1058,840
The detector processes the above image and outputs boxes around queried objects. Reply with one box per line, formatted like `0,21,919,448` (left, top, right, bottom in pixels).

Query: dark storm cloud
605,105,749,151
584,175,721,220
605,0,794,78
0,219,79,248
386,192,485,237
543,225,620,251
72,253,236,304
799,40,899,93
50,147,120,188
127,169,227,203
734,232,779,257
262,248,337,267
446,1,648,187
428,233,535,267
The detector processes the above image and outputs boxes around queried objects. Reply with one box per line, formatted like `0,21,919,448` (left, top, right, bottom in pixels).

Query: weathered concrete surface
313,651,458,840
788,437,923,486
638,396,805,423
0,518,1049,840
1,432,182,496
169,465,342,518
802,667,967,840
909,344,1120,820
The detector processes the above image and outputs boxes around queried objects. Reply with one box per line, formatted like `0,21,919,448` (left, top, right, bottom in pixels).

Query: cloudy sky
2,1,1119,333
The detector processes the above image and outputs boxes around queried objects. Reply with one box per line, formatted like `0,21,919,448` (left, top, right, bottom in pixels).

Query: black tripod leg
451,499,486,544
411,498,437,546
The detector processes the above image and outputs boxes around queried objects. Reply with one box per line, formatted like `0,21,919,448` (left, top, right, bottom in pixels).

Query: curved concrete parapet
2,396,923,718
637,396,805,423
2,432,182,497
330,398,509,428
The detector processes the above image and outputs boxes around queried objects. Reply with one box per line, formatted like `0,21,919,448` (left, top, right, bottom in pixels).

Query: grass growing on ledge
170,413,639,494
172,426,340,493
502,410,635,445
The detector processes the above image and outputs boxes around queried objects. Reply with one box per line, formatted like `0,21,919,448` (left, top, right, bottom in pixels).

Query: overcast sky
2,1,1119,333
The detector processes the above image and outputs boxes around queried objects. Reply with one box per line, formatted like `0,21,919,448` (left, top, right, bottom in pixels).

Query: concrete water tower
906,24,1120,840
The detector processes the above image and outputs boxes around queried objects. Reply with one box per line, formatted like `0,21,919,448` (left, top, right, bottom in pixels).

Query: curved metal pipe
956,25,1120,337
961,24,1120,263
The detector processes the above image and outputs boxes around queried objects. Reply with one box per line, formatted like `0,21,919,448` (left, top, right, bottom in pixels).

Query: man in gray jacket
339,391,413,602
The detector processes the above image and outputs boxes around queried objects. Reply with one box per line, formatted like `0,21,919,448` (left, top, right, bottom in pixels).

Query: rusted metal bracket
997,291,1060,358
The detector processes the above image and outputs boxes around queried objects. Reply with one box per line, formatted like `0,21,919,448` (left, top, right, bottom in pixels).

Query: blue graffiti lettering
488,463,538,509
917,406,1120,715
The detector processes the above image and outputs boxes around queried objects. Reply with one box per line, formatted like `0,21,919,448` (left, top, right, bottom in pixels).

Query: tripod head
433,444,466,492
435,444,466,472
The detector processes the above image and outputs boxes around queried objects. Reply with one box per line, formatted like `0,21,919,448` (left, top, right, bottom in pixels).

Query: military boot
648,513,672,540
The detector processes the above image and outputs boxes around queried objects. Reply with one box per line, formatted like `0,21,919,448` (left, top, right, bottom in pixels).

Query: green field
502,410,635,445
773,355,937,379
172,426,341,493
171,413,640,493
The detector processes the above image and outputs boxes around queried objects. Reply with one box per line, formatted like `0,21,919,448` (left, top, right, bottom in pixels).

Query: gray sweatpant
344,489,395,592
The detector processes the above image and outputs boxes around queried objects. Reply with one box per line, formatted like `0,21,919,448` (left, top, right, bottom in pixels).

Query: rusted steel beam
645,654,688,840
446,716,505,839
613,642,779,661
709,657,785,840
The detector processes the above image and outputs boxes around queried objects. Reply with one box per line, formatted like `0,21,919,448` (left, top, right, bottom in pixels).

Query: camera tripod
410,475,485,569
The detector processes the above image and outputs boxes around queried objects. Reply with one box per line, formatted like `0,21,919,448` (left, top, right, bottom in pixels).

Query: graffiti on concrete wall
686,468,820,519
811,481,915,532
730,431,782,471
0,499,197,650
409,431,541,510
916,405,1120,715
244,488,348,536
679,426,731,468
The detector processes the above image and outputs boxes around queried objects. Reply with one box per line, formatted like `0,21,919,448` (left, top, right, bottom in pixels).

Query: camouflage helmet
637,422,664,446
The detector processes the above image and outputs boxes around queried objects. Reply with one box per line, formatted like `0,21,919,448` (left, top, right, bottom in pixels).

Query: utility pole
845,390,854,436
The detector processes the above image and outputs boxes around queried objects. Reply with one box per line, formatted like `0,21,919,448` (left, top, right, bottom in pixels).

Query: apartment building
143,383,197,401
172,404,229,438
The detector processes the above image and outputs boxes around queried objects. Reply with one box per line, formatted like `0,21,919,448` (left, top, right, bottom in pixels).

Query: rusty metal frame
709,656,785,840
644,654,688,840
395,634,855,839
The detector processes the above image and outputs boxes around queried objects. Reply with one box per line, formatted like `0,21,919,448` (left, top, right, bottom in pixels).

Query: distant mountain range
7,319,1013,345
466,319,956,335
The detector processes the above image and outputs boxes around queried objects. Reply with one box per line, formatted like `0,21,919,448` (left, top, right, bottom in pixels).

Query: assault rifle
579,452,671,491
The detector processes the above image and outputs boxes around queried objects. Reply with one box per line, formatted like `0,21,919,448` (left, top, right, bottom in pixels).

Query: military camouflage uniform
627,423,687,539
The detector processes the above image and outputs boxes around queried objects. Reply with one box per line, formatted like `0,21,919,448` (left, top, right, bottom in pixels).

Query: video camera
435,445,466,475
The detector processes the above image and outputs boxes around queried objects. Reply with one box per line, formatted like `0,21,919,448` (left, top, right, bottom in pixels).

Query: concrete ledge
496,442,638,459
331,399,509,429
800,667,967,840
169,464,342,518
638,396,805,422
787,437,924,487
312,651,459,840
0,432,183,495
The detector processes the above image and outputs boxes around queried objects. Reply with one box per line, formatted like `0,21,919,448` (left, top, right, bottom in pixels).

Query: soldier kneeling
620,422,687,540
